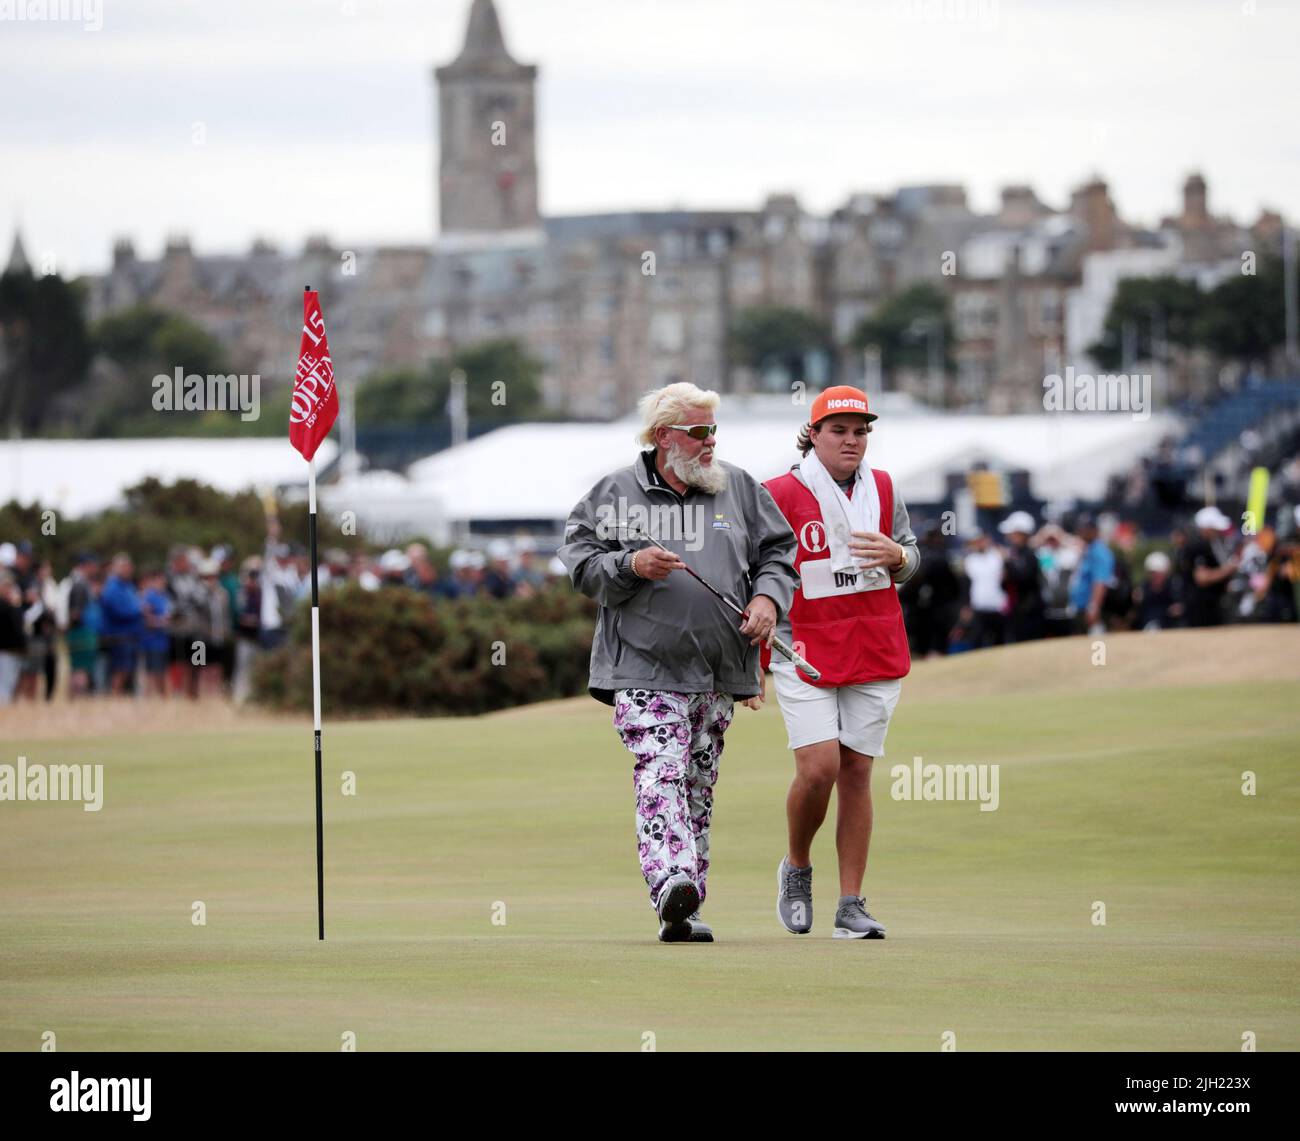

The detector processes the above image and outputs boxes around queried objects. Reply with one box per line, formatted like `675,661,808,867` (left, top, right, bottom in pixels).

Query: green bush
252,583,597,716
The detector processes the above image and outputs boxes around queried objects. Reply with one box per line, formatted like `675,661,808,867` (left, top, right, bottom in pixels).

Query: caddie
558,382,798,944
758,386,919,940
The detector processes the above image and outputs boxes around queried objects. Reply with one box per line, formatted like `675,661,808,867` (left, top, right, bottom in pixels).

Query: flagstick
309,455,325,941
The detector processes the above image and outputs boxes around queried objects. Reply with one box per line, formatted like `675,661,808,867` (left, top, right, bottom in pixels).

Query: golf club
620,522,823,681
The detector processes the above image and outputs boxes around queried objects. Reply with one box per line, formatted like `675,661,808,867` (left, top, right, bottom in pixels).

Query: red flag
289,290,340,461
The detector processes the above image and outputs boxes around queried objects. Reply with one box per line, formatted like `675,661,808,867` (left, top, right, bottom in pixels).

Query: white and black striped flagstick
305,285,325,942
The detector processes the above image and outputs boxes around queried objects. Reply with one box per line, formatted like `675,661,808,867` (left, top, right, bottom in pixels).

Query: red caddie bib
762,468,911,687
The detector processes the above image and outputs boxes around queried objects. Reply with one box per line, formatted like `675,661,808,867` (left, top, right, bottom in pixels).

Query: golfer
757,386,918,939
559,383,798,943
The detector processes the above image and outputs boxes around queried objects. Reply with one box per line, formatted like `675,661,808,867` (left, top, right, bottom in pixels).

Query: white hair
636,382,720,449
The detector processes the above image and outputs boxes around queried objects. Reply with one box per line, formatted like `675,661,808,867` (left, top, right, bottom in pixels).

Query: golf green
1,631,1297,1051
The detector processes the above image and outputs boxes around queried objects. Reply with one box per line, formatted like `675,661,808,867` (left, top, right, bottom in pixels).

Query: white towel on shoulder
798,450,887,584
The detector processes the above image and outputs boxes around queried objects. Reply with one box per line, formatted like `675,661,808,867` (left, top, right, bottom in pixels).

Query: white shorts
770,661,902,757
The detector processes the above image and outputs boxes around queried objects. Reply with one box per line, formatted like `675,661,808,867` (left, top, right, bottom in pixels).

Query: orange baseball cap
810,385,877,426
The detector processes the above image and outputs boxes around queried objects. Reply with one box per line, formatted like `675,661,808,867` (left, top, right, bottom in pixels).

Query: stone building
71,0,1285,423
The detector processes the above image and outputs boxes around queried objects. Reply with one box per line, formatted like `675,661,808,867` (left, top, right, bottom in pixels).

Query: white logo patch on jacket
799,520,828,553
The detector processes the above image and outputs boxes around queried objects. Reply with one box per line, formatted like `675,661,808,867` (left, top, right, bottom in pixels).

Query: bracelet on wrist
629,550,641,578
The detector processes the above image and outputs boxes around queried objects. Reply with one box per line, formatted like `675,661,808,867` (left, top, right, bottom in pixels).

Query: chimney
1182,173,1209,231
1071,177,1119,252
999,186,1042,228
112,237,136,269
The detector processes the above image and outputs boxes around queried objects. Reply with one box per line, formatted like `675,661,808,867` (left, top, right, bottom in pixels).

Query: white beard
665,440,729,495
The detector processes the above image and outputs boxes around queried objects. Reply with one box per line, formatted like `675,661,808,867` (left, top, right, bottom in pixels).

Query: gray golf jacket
559,452,799,704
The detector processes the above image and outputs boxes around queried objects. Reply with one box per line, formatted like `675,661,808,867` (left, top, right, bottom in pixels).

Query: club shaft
629,529,822,680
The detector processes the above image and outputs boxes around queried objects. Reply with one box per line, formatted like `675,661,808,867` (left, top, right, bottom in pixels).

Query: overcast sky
4,0,1298,276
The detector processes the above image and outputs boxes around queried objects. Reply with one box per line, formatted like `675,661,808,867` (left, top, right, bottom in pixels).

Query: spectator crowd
901,504,1300,658
3,498,1297,704
0,531,570,705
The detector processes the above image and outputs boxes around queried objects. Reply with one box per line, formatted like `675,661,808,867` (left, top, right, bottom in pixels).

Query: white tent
405,406,1179,526
3,408,1174,535
317,469,448,545
0,437,338,517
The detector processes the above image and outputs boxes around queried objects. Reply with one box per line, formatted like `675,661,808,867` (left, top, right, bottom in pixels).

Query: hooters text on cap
810,385,878,426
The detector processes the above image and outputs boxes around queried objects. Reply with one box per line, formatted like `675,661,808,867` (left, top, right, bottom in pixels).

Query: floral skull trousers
613,688,734,909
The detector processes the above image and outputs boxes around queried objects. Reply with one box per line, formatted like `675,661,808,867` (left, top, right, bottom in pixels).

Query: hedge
252,582,598,716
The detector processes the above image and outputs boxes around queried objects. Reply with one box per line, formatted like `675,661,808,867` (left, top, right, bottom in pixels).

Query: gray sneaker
777,857,813,934
833,895,886,939
655,872,700,926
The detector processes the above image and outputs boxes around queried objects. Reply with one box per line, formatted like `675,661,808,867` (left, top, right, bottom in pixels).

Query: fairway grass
2,631,1298,1051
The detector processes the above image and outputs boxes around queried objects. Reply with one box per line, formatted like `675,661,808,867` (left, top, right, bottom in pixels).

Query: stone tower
435,0,540,241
